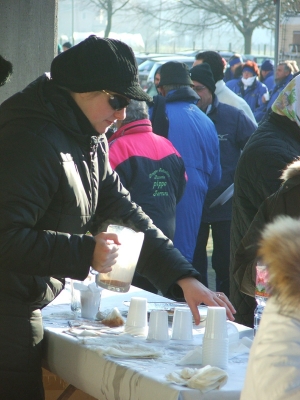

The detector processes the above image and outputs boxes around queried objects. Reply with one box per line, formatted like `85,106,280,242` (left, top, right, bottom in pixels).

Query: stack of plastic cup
147,310,169,341
202,307,229,369
124,297,148,336
171,308,193,341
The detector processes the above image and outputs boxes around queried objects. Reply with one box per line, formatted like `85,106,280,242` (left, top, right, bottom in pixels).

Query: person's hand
177,277,236,325
91,232,121,273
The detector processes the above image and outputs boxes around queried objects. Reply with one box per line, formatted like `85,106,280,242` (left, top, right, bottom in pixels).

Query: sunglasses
102,90,130,111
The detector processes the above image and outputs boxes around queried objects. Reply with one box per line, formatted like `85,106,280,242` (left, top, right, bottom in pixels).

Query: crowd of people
1,38,300,399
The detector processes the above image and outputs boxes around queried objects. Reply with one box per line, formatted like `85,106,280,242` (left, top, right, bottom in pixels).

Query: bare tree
134,0,300,54
87,0,130,37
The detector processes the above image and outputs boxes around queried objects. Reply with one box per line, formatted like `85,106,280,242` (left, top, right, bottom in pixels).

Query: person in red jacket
108,99,187,292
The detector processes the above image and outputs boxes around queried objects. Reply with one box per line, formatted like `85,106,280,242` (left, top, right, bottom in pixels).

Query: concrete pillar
0,0,58,104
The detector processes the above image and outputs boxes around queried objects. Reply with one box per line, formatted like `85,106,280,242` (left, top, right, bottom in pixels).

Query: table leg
56,384,77,400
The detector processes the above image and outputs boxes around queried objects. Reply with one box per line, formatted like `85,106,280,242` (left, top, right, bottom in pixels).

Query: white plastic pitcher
96,225,144,293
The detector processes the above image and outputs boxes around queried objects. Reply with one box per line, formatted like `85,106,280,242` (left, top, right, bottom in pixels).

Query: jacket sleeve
236,111,257,150
0,126,94,281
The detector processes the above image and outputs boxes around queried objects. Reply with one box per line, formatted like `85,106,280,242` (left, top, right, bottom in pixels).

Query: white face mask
241,76,256,87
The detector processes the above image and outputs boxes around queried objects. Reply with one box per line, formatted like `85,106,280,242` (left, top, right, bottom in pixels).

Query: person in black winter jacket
233,159,300,298
230,74,300,327
0,36,235,399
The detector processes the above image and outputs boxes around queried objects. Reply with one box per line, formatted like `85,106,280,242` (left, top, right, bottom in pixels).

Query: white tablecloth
42,286,253,400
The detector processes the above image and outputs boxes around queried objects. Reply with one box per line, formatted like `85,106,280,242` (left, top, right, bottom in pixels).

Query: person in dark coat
233,159,300,298
0,36,235,399
190,63,256,297
108,100,187,292
230,74,300,327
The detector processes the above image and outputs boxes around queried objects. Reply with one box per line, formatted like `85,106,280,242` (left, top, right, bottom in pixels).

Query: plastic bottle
254,263,269,335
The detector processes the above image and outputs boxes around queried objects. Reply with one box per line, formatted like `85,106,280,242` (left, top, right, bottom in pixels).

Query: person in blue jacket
260,59,275,92
156,61,221,264
190,63,256,296
226,61,268,123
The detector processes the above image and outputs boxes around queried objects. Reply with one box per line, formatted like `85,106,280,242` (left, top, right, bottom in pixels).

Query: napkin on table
97,343,163,358
166,365,228,393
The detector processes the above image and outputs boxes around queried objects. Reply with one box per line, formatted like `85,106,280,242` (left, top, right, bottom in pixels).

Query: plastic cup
171,308,193,341
80,290,101,319
202,307,229,369
124,297,148,336
202,337,229,369
204,307,228,340
147,310,169,341
97,225,144,293
70,279,81,315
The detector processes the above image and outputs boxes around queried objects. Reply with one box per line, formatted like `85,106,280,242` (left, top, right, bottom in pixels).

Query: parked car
139,55,195,91
134,52,172,65
176,49,238,62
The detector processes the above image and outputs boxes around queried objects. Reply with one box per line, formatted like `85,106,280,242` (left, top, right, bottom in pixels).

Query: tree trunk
243,29,253,54
104,2,112,37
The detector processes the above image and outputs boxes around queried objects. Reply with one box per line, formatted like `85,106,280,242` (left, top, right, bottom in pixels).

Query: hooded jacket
162,86,221,262
230,111,300,327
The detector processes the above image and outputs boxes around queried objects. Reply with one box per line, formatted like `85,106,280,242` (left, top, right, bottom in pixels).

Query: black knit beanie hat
50,35,151,101
189,63,216,94
158,61,193,87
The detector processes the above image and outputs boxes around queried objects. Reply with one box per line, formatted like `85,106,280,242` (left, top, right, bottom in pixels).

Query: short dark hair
62,41,72,49
195,51,224,81
0,55,13,87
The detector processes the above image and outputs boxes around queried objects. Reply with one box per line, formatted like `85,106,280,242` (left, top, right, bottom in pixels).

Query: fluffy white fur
258,215,300,312
281,158,300,181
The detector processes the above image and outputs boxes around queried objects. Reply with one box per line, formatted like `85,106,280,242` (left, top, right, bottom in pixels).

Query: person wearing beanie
0,36,235,398
226,60,268,123
150,61,222,268
190,63,256,296
260,59,275,92
224,54,243,82
193,51,257,125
